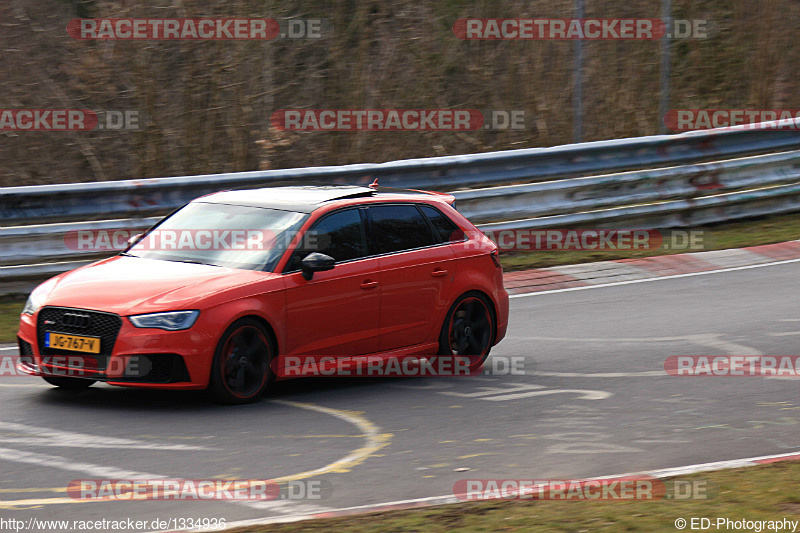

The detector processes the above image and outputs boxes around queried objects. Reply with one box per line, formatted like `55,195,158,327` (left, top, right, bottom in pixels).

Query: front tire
42,376,95,389
208,318,274,404
438,292,496,370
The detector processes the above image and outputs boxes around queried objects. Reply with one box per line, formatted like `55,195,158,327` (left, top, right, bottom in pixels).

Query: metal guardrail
479,182,800,232
2,119,800,290
2,217,163,266
455,150,800,223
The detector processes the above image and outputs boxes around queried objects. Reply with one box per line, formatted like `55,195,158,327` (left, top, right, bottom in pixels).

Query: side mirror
300,252,335,280
126,233,144,247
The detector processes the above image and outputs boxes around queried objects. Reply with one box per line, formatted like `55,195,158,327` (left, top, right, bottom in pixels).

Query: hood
41,255,279,315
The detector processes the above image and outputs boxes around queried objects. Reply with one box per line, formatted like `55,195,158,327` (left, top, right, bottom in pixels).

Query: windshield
126,202,308,271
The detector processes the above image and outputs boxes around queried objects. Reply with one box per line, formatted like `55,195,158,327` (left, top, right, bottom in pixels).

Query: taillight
490,249,502,269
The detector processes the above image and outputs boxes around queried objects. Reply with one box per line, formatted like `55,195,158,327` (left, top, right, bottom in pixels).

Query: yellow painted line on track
457,452,501,459
0,488,66,493
270,400,393,480
255,434,366,439
0,497,79,508
0,487,67,494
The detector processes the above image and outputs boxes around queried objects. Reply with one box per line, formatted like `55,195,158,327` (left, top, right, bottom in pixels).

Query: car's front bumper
17,309,215,390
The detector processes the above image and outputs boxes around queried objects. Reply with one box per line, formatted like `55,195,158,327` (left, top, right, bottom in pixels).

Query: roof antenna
368,177,379,189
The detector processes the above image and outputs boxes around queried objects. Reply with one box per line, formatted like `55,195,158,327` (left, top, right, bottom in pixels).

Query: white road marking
483,389,612,401
0,447,164,480
534,371,666,377
0,421,215,450
389,381,455,390
509,257,800,298
514,333,762,355
439,383,611,401
690,335,764,356
546,441,640,453
440,383,545,398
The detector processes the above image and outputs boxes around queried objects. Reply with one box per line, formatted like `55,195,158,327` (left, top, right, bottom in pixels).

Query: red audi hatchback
17,184,509,403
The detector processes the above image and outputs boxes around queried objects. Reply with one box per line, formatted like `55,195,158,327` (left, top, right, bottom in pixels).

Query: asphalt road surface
1,260,799,531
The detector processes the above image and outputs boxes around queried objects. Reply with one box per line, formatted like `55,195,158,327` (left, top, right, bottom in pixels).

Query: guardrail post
659,0,672,134
573,0,585,143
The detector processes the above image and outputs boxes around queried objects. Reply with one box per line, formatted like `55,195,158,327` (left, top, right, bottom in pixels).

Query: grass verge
230,461,800,532
0,297,25,344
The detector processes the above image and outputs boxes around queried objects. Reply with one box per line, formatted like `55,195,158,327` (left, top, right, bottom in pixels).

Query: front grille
112,354,191,384
37,307,122,368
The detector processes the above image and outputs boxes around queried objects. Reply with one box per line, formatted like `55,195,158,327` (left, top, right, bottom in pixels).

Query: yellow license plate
45,332,101,354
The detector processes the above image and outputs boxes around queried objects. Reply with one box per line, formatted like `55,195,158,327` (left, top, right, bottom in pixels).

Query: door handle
360,280,379,289
431,269,448,277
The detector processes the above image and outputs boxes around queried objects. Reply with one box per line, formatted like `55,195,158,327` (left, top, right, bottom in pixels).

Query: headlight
129,310,200,331
22,283,51,315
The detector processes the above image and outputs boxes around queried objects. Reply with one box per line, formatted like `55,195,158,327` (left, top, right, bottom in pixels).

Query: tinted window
286,208,366,271
419,204,464,242
368,204,437,254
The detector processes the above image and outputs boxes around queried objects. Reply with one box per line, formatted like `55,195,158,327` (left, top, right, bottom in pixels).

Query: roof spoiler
408,188,456,206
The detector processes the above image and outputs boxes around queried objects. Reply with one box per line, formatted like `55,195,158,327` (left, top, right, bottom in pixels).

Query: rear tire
208,318,274,405
437,292,496,371
42,376,95,389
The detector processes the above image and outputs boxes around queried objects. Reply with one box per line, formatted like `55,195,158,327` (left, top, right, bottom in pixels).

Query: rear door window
418,204,465,242
367,204,438,254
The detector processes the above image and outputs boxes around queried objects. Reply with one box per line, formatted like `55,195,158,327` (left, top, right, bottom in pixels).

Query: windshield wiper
166,258,217,266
